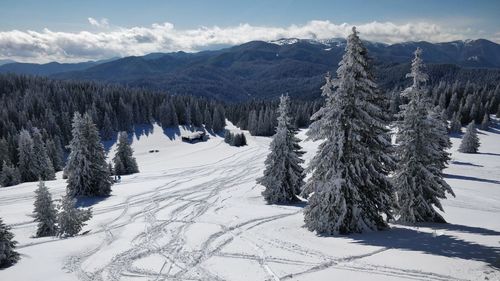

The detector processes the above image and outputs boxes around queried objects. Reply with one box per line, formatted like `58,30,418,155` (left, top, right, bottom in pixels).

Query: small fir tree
459,122,480,153
224,130,233,144
0,161,21,187
31,129,55,181
0,217,20,268
258,95,304,204
17,129,37,182
113,132,139,175
57,194,92,237
449,112,462,134
66,113,112,197
33,180,58,237
480,114,490,130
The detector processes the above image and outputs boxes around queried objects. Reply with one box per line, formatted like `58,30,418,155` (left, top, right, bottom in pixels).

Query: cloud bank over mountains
0,19,484,63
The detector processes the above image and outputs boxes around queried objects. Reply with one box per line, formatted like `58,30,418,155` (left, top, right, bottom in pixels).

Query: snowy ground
0,121,499,281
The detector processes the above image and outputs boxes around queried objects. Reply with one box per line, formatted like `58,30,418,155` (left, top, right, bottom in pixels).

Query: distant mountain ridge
2,38,500,101
0,57,119,76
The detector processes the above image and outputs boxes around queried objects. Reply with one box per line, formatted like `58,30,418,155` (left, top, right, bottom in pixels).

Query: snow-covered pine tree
212,106,226,132
66,113,112,197
113,132,139,175
57,194,92,237
203,107,213,130
223,130,233,144
449,112,462,133
248,110,258,135
184,106,192,126
101,113,114,141
32,128,55,181
0,161,21,187
239,133,247,146
108,162,114,176
0,138,9,170
480,113,490,130
231,133,241,146
0,217,19,268
394,48,454,223
17,129,37,182
258,95,304,204
303,27,394,234
33,180,58,237
45,137,64,172
192,102,203,127
429,106,452,171
459,122,480,153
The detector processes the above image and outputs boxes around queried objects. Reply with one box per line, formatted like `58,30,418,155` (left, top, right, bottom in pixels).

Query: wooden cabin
181,131,206,143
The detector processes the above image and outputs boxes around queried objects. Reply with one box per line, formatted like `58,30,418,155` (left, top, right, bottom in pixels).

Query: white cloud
88,17,109,28
0,20,488,63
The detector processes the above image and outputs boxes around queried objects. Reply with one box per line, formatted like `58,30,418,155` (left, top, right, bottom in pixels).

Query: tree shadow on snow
449,132,463,139
213,130,225,138
162,126,181,140
347,225,500,269
444,173,500,185
74,196,109,208
478,152,500,157
270,200,308,208
102,124,154,154
416,223,500,236
486,120,500,135
133,124,154,141
102,133,118,154
450,161,484,167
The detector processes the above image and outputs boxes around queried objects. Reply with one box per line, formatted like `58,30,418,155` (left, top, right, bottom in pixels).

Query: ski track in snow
1,122,500,281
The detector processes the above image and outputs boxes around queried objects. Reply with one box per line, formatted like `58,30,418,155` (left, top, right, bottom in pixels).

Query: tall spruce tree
66,113,112,197
247,110,258,135
101,113,114,141
480,113,490,130
212,106,226,132
0,217,19,268
32,128,56,181
113,132,139,175
394,48,454,223
0,161,21,187
57,194,92,237
45,137,64,172
449,112,462,133
33,180,58,237
17,129,37,182
303,27,394,234
0,138,9,170
203,107,213,130
429,106,452,171
258,95,304,204
459,122,480,153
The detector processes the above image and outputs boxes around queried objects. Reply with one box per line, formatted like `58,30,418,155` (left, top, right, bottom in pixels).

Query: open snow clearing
0,122,499,280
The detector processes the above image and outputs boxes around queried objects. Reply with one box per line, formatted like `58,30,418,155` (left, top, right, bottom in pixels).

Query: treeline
223,130,247,147
227,77,500,139
0,74,225,187
224,99,323,136
389,80,500,126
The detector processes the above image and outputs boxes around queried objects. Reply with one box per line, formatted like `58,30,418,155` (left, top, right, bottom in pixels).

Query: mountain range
2,38,500,101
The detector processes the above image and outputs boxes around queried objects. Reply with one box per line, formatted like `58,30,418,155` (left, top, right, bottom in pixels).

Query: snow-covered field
1,121,499,281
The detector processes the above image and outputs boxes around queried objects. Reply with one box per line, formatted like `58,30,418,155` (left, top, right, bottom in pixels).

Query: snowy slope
0,121,499,280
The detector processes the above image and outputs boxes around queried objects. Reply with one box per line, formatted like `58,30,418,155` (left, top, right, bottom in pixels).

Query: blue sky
1,0,499,63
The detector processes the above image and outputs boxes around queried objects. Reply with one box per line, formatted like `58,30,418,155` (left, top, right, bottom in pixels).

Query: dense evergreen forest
0,74,225,186
0,72,499,187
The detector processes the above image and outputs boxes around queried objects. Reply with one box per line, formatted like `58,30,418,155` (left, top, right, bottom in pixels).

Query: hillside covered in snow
0,120,499,280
